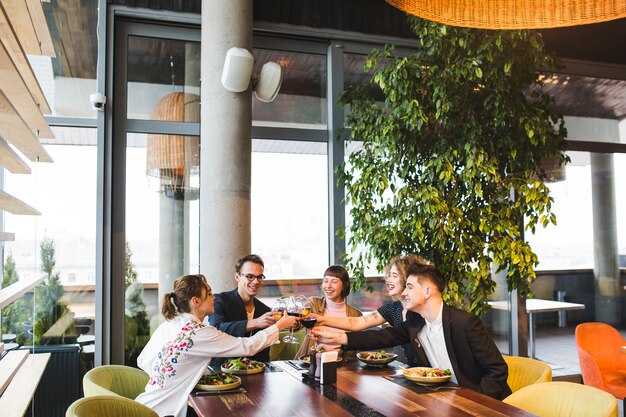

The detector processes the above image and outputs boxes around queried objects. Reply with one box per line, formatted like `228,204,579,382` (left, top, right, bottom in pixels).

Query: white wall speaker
254,62,283,102
221,47,254,92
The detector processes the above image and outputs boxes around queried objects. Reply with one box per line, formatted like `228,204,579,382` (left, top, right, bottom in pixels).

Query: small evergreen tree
124,242,149,366
33,236,73,344
1,253,29,336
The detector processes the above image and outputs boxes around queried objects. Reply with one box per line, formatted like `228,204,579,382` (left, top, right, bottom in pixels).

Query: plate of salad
196,372,241,391
402,367,453,385
357,350,398,366
221,357,266,374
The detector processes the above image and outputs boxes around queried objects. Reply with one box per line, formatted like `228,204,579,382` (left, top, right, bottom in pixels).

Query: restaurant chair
575,322,626,412
83,365,149,399
503,355,552,393
503,381,618,417
270,329,307,361
66,395,158,417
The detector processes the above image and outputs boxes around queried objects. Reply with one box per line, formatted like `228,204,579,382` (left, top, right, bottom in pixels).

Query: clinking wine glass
300,299,318,345
271,298,286,344
283,296,300,344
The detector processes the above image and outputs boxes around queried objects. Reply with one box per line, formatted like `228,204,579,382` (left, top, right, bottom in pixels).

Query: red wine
302,318,317,329
287,312,302,318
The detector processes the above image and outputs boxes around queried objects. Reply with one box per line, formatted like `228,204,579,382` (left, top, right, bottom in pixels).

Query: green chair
503,355,552,393
83,365,149,399
270,329,307,360
503,381,618,417
66,395,158,417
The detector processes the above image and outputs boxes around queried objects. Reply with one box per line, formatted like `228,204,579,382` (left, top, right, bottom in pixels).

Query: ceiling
43,1,626,121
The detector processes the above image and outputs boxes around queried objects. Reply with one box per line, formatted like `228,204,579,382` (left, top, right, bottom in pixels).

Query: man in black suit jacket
209,254,275,365
313,263,511,400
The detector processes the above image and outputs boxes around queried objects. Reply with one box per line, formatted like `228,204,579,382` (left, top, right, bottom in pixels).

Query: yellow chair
83,365,149,399
66,395,157,417
503,381,618,417
503,355,552,393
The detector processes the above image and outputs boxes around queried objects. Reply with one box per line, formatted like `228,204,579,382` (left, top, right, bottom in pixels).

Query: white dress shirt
417,303,457,383
136,312,278,417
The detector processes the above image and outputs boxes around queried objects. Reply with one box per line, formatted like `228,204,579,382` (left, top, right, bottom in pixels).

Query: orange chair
575,322,626,409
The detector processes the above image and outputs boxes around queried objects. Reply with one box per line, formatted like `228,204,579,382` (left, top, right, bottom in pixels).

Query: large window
2,127,97,356
251,140,329,278
525,151,595,270
252,49,327,129
124,132,200,365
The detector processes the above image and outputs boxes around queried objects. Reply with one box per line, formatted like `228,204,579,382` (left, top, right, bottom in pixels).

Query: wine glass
300,299,318,346
283,296,300,344
271,298,286,344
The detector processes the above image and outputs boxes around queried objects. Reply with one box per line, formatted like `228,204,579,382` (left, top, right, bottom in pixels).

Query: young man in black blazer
209,254,276,365
313,263,511,400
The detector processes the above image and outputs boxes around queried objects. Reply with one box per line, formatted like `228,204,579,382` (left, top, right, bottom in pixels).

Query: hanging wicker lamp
146,92,200,198
386,0,626,29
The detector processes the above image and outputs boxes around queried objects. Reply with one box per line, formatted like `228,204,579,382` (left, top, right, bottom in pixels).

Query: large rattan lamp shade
147,92,200,199
386,0,626,29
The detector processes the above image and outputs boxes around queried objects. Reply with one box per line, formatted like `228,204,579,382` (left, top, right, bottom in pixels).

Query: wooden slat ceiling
0,3,51,114
0,0,56,219
0,190,41,215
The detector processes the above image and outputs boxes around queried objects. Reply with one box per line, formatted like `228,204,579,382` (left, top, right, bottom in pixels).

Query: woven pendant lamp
146,92,200,199
386,0,626,29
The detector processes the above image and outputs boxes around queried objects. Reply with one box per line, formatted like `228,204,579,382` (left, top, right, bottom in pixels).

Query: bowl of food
357,350,398,366
196,372,241,391
221,357,266,374
298,353,343,365
402,367,452,385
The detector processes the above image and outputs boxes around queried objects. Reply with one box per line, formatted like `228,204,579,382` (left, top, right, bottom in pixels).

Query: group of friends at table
134,254,511,417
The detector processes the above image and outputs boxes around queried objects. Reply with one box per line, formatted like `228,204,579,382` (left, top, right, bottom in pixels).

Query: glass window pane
343,52,384,101
251,139,329,278
526,151,594,270
252,50,327,129
29,2,98,117
125,132,200,366
3,128,97,367
127,36,200,121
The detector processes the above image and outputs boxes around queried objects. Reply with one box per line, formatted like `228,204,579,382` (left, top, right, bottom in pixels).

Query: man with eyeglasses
209,254,275,365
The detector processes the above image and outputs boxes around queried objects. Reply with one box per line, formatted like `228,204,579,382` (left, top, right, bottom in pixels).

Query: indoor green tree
341,17,568,315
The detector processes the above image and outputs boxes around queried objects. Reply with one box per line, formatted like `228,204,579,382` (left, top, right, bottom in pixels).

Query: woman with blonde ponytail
135,274,298,417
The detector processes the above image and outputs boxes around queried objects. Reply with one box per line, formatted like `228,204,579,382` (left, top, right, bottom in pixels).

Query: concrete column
157,192,186,314
200,0,252,293
590,153,621,324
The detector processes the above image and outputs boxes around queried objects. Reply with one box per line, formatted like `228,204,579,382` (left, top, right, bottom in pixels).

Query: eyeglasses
238,272,265,281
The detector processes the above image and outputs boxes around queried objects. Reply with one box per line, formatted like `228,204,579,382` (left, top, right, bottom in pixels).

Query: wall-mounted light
221,47,282,102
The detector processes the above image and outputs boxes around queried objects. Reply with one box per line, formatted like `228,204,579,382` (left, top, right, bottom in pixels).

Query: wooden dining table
189,360,537,416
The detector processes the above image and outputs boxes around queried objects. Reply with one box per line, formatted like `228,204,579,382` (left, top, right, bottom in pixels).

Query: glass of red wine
283,296,301,344
300,299,319,348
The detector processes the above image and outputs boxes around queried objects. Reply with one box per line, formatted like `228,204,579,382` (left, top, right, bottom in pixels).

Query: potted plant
340,17,568,315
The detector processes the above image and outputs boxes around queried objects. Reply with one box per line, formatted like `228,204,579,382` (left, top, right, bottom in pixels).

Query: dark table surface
189,360,537,417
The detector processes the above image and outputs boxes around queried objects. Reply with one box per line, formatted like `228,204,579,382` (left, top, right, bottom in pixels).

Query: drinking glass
300,299,318,345
271,297,286,344
283,296,300,344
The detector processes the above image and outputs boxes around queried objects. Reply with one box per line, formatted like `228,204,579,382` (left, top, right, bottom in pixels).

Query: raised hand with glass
283,296,301,344
271,297,287,344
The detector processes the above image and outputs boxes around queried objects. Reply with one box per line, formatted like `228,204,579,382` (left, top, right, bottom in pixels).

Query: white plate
357,351,398,365
196,374,241,391
220,363,265,375
402,367,452,385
